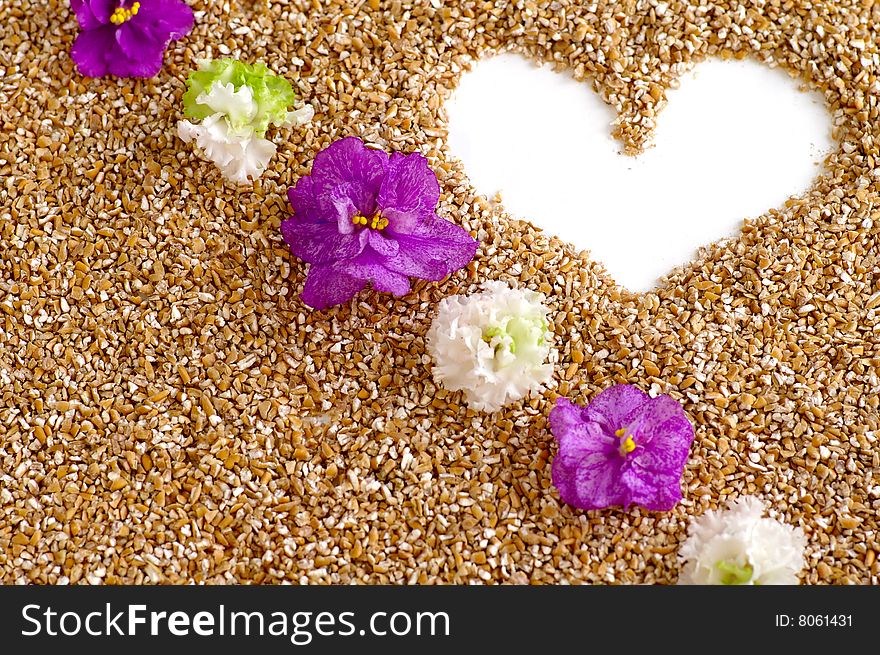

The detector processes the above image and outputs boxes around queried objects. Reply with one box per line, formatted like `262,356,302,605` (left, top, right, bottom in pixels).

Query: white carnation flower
678,496,807,585
178,114,276,185
426,281,554,412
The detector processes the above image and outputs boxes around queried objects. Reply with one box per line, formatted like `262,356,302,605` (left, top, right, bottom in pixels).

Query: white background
447,55,833,292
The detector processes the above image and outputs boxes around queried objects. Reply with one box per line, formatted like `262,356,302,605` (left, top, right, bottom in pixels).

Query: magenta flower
550,384,695,511
70,0,194,78
281,137,479,310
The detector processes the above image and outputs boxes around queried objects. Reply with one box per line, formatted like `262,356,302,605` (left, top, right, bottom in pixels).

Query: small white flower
678,496,807,585
426,281,554,412
178,114,276,185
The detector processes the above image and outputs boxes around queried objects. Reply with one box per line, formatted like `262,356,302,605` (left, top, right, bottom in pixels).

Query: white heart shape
447,55,833,292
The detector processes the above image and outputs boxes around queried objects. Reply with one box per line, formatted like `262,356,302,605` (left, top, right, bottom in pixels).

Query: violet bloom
70,0,194,78
281,137,479,309
550,384,694,511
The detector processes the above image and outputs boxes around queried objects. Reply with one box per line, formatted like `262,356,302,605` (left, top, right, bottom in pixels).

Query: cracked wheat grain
0,0,878,584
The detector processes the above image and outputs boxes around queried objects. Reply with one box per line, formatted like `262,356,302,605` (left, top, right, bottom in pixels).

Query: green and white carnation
178,59,313,184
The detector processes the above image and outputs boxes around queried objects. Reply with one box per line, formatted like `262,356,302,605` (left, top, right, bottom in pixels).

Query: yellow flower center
351,213,388,230
110,2,140,25
615,427,636,456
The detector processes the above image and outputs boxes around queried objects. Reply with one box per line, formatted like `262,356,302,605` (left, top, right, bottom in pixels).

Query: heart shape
447,55,833,292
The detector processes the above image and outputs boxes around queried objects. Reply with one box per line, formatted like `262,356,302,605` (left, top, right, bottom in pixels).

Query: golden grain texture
0,0,878,584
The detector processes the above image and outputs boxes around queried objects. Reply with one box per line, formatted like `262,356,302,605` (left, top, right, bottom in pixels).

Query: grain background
1,0,878,584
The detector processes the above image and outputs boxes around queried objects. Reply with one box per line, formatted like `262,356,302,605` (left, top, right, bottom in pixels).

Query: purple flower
550,384,695,511
70,0,194,78
281,137,479,310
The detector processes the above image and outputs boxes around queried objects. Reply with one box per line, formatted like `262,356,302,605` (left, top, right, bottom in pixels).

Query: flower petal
72,1,192,79
287,176,330,224
550,398,627,509
195,82,257,138
384,216,478,280
178,115,276,183
630,394,694,472
70,24,118,78
551,420,624,510
617,394,694,510
133,0,195,40
328,185,360,235
286,179,360,236
366,229,399,258
339,251,411,296
72,0,115,29
549,397,589,438
116,20,165,72
300,264,366,310
308,137,387,216
108,28,162,77
678,497,806,585
286,105,315,127
583,384,650,433
377,151,440,231
280,216,365,265
619,463,682,511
